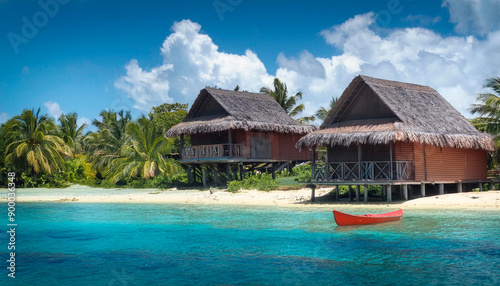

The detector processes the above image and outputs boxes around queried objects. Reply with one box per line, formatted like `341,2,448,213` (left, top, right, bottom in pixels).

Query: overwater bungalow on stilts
166,87,317,187
296,75,495,202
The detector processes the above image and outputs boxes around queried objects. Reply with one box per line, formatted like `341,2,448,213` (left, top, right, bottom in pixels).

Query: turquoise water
3,203,500,285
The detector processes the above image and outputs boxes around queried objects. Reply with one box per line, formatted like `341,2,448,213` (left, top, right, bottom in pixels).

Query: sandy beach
3,184,500,209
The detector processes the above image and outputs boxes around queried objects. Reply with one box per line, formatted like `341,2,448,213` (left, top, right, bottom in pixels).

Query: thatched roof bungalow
297,75,493,200
166,87,317,185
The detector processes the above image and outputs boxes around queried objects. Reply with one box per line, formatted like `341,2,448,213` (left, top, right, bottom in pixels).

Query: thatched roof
166,87,317,137
297,75,494,151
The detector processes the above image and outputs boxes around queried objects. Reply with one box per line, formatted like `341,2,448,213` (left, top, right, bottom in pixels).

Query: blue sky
1,0,500,130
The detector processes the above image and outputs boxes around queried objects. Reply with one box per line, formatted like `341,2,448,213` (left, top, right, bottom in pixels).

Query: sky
1,0,500,131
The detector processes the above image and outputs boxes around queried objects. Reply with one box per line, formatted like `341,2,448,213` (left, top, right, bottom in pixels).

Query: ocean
3,203,500,285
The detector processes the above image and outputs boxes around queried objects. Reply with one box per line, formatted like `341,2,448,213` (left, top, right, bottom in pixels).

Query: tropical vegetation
470,77,500,166
260,78,315,124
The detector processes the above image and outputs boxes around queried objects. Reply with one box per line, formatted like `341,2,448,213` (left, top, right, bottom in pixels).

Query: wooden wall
410,143,487,181
191,130,310,161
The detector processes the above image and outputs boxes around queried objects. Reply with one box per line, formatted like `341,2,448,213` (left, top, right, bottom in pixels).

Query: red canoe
333,209,403,226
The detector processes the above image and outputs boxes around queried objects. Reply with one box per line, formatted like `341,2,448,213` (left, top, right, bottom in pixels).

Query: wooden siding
465,149,488,179
412,143,487,181
278,133,310,161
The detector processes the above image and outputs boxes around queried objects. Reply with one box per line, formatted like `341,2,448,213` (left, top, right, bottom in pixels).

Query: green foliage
227,173,279,192
470,77,500,167
124,173,188,189
107,116,181,183
84,109,132,174
260,78,314,124
58,112,87,153
20,171,67,188
292,163,312,182
315,96,339,121
149,103,188,133
63,154,96,184
4,108,73,174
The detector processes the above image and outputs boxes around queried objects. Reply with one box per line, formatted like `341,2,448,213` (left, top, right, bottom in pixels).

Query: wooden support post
239,163,244,181
420,182,426,197
310,185,316,202
403,184,408,200
187,166,193,183
387,184,392,202
490,181,495,191
214,165,219,186
355,185,360,202
389,143,393,180
479,182,483,192
226,164,231,183
348,185,352,201
439,183,444,195
202,167,207,188
457,181,462,193
271,163,276,180
311,146,317,181
364,184,368,202
423,144,428,181
334,186,339,201
179,134,184,160
228,129,232,157
358,144,362,180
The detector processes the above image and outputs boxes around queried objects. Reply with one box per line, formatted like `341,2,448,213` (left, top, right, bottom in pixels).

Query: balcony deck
180,144,282,163
311,161,415,184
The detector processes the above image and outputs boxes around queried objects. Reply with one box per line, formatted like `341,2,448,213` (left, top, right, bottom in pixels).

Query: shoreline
2,184,500,210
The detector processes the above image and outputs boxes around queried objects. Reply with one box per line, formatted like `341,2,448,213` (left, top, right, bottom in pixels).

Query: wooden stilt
479,182,483,192
387,184,392,202
355,185,360,202
239,164,244,180
214,165,219,186
457,181,462,193
364,184,368,203
271,163,276,180
420,182,426,197
334,186,339,201
490,181,495,191
439,183,444,195
403,184,408,200
202,167,207,188
348,185,352,201
382,185,386,201
310,185,316,202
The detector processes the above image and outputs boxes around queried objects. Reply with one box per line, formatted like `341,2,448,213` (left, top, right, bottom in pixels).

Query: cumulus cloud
443,0,500,35
115,19,274,112
116,14,500,123
275,12,500,120
44,101,63,119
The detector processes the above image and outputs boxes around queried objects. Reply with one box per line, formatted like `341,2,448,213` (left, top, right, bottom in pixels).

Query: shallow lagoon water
4,203,500,285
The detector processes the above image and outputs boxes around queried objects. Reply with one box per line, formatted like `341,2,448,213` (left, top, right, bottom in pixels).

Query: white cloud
443,0,500,35
275,12,500,120
77,117,91,129
0,112,9,124
44,101,63,119
115,14,500,123
115,19,274,112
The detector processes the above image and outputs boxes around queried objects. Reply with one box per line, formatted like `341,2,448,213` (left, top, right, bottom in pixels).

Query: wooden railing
312,161,414,181
181,144,242,160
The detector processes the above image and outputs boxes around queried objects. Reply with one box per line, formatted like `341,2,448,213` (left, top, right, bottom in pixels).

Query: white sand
2,184,500,210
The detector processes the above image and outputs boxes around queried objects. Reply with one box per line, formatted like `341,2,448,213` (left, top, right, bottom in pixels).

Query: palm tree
58,112,87,153
315,96,339,121
260,78,315,124
470,77,500,164
84,109,131,173
107,116,180,182
4,108,72,174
